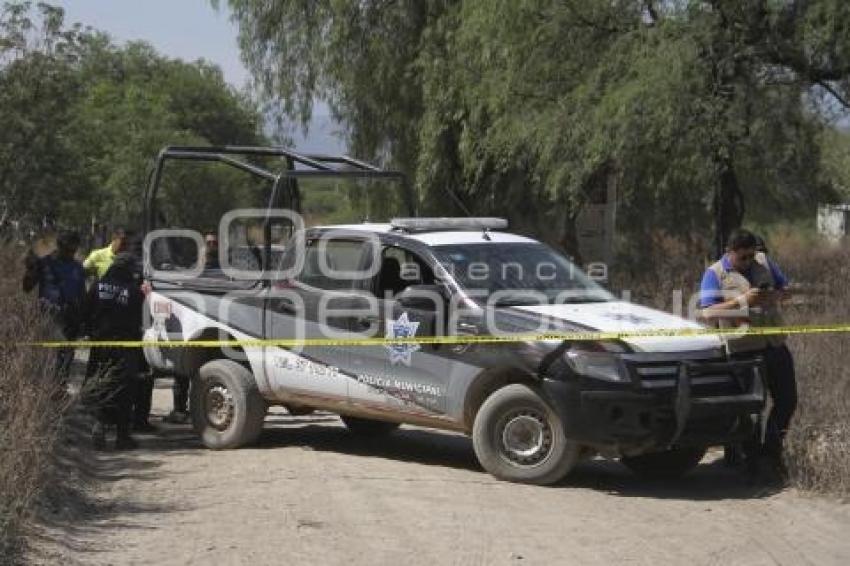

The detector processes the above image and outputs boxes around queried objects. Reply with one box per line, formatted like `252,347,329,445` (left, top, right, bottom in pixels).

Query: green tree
221,0,443,189
0,1,89,225
1,1,266,230
70,39,264,225
223,0,850,259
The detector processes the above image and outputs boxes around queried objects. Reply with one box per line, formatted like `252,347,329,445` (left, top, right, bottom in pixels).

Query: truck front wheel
472,384,580,485
191,359,267,449
620,446,707,479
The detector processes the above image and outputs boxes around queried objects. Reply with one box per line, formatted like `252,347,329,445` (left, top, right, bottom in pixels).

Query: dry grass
771,236,850,497
0,242,72,562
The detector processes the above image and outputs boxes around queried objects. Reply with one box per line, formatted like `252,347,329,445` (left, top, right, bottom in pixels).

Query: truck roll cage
143,145,415,276
143,145,415,234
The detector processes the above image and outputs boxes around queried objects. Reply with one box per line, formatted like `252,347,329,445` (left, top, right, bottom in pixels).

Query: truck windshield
431,243,612,305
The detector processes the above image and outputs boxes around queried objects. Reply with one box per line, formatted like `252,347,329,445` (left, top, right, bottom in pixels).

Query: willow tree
223,0,849,257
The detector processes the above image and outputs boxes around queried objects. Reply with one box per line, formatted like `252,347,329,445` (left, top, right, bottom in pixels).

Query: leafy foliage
223,0,850,257
0,2,264,230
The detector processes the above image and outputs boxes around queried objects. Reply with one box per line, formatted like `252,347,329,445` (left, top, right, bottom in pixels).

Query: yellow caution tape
23,323,850,349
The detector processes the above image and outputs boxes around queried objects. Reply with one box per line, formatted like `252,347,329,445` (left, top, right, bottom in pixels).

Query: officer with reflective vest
83,227,127,278
699,228,797,472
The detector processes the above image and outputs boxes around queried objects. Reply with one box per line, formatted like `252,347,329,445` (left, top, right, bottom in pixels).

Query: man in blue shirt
699,241,789,313
23,230,87,384
699,229,796,480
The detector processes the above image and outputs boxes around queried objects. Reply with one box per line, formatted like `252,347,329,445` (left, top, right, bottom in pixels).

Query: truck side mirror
396,284,444,311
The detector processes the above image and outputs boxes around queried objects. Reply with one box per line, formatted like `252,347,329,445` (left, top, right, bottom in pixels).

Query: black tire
472,384,580,485
190,359,267,449
621,446,707,479
341,415,400,436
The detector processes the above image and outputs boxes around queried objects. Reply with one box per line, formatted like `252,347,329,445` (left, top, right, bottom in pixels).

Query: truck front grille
630,359,753,397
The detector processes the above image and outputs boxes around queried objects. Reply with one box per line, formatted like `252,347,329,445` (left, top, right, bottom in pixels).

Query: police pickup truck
142,147,765,485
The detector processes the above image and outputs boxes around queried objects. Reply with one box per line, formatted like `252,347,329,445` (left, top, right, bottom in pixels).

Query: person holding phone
699,229,796,481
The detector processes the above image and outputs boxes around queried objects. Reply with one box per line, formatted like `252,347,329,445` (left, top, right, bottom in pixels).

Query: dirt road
39,384,850,566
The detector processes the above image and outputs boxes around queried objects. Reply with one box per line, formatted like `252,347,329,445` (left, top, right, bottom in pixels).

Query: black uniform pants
132,352,153,425
51,311,80,386
762,344,798,457
173,374,190,414
133,371,154,425
85,347,138,438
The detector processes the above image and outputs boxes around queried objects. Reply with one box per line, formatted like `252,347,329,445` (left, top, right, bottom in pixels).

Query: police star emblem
385,312,420,366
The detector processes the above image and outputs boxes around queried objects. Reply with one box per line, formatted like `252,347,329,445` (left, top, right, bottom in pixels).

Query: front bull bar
669,357,767,447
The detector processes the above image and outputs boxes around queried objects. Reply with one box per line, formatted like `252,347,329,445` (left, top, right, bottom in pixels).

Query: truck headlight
565,342,629,383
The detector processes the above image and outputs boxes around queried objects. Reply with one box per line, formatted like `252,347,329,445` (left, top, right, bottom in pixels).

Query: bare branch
815,79,850,110
767,45,850,83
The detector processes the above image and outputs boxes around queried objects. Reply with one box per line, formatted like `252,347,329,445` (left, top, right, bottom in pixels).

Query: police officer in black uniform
85,252,145,449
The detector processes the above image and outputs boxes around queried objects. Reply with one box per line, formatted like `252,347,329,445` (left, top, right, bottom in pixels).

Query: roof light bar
390,217,508,232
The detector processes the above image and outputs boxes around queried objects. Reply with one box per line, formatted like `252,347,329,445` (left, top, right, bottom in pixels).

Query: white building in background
817,204,850,242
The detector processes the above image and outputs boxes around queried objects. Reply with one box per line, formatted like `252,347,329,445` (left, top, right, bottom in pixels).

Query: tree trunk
713,155,745,258
560,206,583,266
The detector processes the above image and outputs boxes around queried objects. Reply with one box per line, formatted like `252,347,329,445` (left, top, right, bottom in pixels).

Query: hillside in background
286,114,347,156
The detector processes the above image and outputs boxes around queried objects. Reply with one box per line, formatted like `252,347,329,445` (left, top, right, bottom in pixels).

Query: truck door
347,245,451,415
264,236,371,406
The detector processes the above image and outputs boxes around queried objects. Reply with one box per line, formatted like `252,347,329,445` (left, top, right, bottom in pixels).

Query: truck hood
513,301,722,353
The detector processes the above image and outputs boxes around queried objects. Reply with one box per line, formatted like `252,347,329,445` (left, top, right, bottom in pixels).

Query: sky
55,0,249,87
52,0,343,152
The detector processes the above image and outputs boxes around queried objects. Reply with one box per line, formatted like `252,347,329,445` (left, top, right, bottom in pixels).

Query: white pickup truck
142,146,765,485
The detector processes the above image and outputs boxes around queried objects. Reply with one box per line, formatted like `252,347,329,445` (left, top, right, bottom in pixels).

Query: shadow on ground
28,410,187,564
255,411,782,501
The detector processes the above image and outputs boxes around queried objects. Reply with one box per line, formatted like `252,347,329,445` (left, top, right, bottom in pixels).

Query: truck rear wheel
620,446,707,479
191,359,267,449
341,416,400,436
472,384,580,485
